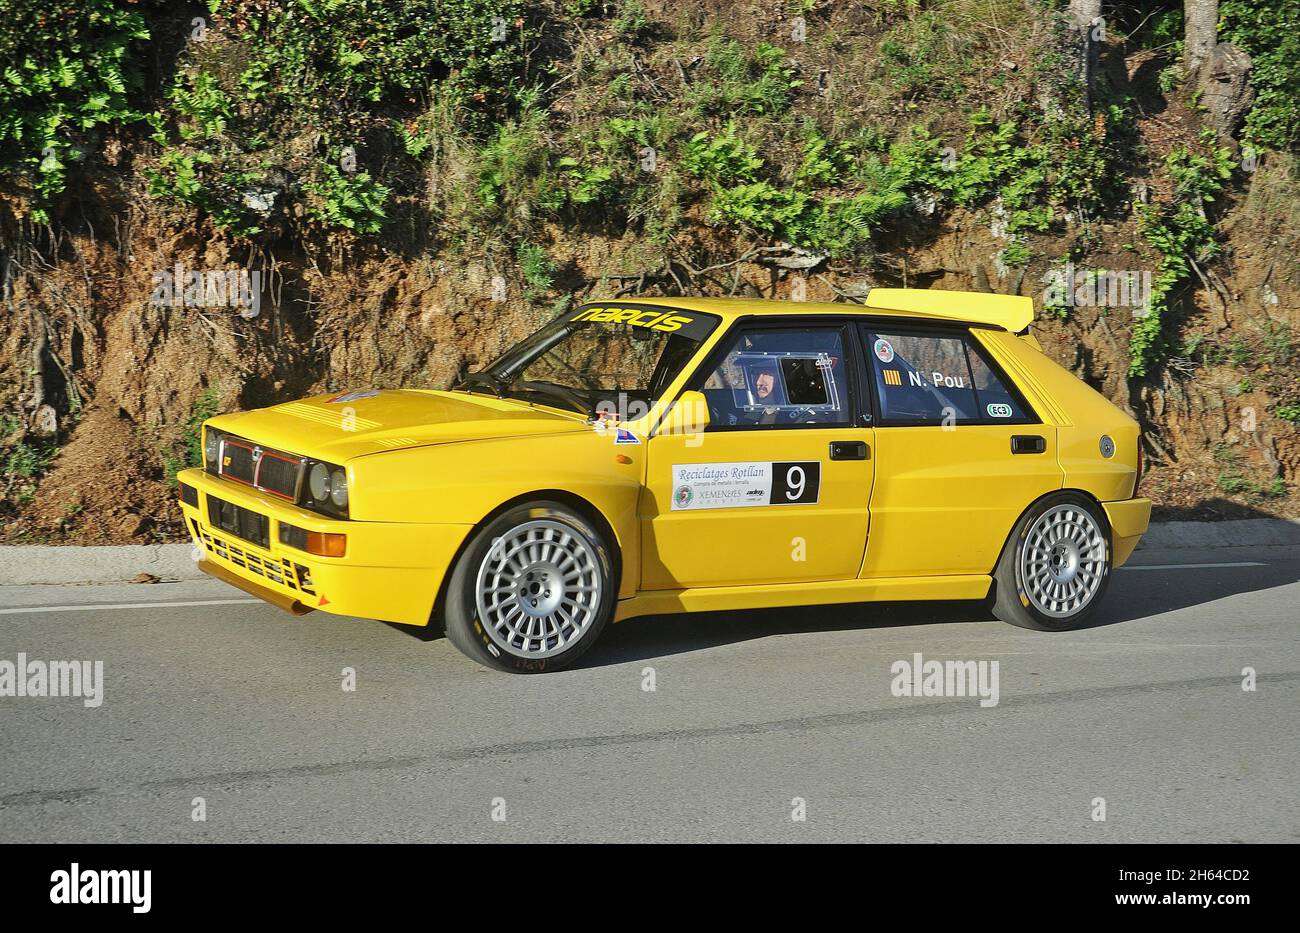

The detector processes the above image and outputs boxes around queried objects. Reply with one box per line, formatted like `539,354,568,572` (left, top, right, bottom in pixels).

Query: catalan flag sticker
883,368,902,386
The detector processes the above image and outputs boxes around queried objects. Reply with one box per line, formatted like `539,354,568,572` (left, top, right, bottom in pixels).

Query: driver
742,361,784,425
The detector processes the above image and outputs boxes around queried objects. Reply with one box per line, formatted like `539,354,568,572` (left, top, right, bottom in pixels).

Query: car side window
866,329,1029,424
695,327,851,429
964,346,1028,421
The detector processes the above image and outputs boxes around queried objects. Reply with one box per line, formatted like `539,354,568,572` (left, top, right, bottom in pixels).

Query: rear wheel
443,501,616,672
991,493,1111,631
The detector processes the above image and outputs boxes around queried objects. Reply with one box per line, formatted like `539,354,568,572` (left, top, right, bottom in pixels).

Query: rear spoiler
862,288,1035,334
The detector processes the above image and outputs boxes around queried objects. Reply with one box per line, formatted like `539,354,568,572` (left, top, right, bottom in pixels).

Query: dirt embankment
1,4,1297,544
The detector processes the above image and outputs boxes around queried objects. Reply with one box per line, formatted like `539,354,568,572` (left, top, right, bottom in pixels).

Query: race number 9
770,461,820,504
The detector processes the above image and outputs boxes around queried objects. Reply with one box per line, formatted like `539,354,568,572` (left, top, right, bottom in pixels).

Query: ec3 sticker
986,403,1013,418
874,338,895,363
670,461,820,510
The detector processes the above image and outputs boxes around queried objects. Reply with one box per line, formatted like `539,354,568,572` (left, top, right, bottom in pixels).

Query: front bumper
1103,497,1152,569
177,468,472,626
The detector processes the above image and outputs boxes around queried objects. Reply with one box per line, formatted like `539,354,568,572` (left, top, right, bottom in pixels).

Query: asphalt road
1,544,1297,843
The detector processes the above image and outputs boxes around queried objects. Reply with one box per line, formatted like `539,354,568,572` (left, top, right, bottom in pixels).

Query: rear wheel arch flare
989,488,1112,576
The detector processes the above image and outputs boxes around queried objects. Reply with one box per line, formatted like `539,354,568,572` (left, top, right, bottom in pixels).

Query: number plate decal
670,461,821,510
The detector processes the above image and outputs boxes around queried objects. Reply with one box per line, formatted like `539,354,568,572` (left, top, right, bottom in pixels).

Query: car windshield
470,304,720,415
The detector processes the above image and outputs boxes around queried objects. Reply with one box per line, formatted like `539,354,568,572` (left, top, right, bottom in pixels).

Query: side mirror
656,390,710,437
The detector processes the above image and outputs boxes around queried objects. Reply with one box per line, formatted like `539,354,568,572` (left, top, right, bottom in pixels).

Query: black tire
991,492,1112,631
443,500,616,673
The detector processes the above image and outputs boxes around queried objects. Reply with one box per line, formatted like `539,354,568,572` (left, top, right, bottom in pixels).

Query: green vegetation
2,0,1299,530
1,425,57,511
1217,471,1286,499
680,124,913,258
516,242,556,299
183,387,221,470
304,164,390,233
4,440,54,479
689,39,802,118
1220,1,1300,150
0,1,149,222
1213,441,1286,500
675,109,1049,259
163,386,221,487
142,0,533,236
0,0,1173,266
0,0,1297,366
1000,241,1034,267
1129,137,1235,377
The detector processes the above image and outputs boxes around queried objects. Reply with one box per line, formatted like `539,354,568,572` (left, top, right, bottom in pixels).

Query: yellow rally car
177,290,1151,672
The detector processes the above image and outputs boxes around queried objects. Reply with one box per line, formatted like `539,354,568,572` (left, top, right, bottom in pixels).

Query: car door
858,322,1064,578
640,321,875,590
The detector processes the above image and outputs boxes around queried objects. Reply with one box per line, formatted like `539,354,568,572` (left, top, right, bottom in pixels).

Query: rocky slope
1,0,1296,544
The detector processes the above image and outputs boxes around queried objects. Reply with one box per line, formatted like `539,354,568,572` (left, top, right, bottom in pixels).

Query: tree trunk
1068,0,1102,30
1196,42,1254,142
1184,0,1219,78
1067,1,1104,110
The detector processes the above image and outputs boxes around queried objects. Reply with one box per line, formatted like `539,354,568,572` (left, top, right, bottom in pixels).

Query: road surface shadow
577,555,1299,668
581,599,994,667
384,553,1298,668
1091,555,1298,625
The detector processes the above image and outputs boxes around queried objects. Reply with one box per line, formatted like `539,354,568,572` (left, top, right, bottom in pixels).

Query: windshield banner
568,304,717,341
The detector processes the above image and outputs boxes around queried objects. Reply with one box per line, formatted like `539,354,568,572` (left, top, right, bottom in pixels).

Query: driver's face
755,372,774,399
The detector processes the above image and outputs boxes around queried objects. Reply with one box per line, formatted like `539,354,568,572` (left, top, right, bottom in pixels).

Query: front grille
256,451,299,499
207,494,270,549
213,434,304,500
221,439,258,484
191,518,315,595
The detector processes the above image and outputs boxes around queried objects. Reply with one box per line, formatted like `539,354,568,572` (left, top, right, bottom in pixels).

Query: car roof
601,289,1035,333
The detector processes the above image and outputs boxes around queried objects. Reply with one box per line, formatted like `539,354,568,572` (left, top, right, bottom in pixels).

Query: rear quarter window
867,329,1032,424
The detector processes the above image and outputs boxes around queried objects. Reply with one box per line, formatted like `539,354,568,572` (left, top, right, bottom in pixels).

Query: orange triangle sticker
318,595,330,607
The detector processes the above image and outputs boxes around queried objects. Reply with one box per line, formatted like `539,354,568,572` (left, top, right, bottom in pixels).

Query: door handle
829,440,869,461
1011,435,1046,454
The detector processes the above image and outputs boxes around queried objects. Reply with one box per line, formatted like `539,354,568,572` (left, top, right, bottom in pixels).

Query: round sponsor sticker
1099,435,1115,458
874,338,895,363
987,403,1013,418
674,485,694,507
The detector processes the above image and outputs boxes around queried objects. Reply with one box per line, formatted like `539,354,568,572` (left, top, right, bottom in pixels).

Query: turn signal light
279,522,347,557
306,531,347,557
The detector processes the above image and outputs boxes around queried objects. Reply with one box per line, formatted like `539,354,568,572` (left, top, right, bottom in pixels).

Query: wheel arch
429,489,624,626
987,487,1113,577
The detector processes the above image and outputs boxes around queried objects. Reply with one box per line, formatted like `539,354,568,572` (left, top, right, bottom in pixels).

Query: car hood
207,388,588,461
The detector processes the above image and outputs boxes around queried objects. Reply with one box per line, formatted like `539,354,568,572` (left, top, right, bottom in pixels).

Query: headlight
204,427,223,471
308,462,330,501
329,468,348,508
300,459,349,519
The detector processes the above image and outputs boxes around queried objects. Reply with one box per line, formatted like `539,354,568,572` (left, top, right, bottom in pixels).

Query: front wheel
443,501,616,672
991,493,1111,631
